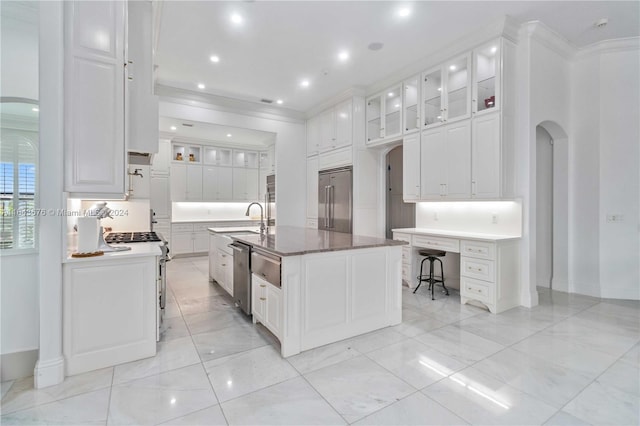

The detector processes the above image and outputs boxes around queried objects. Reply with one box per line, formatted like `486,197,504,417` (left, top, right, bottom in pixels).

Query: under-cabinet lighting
210,55,220,63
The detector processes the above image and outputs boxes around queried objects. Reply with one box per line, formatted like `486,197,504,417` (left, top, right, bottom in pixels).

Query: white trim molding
34,356,65,389
156,84,306,123
576,36,640,59
520,21,577,60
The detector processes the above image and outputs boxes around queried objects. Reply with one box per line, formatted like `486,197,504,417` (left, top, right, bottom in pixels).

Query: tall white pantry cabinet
64,1,158,198
401,38,517,201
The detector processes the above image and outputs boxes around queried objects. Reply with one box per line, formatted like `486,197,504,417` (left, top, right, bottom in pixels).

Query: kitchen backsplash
415,200,522,236
172,202,265,222
66,199,152,233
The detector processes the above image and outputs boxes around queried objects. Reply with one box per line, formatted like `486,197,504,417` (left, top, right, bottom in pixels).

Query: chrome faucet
245,202,266,235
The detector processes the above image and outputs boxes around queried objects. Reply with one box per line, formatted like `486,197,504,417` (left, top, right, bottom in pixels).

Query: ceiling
155,1,639,112
159,116,275,147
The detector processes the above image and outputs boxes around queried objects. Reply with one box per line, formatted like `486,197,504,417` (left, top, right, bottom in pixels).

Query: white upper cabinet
172,143,201,164
366,85,403,146
471,112,501,198
170,163,186,202
203,166,233,201
151,139,171,175
127,1,158,154
203,146,232,166
403,76,420,134
64,1,126,196
444,53,472,123
306,116,321,157
233,150,259,169
402,133,421,202
186,165,203,201
318,109,335,153
233,168,259,201
259,147,275,174
422,53,471,130
334,99,352,148
472,40,501,116
150,175,170,218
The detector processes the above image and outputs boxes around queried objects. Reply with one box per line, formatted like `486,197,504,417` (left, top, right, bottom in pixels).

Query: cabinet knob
260,284,266,288
259,297,266,301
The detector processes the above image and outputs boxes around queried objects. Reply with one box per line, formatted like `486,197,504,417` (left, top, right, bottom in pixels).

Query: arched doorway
534,121,569,294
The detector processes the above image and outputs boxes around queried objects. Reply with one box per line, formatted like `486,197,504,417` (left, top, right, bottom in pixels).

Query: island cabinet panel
302,256,349,332
296,247,402,352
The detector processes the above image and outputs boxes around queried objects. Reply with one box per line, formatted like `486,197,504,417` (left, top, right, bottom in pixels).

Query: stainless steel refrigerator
318,166,352,233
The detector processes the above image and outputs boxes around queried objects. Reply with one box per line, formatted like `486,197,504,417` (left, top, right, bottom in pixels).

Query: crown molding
170,135,269,151
575,36,640,59
155,84,306,124
520,21,577,60
305,87,366,119
365,15,521,97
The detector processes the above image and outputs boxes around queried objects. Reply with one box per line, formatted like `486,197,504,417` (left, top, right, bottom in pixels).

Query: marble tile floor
2,256,638,425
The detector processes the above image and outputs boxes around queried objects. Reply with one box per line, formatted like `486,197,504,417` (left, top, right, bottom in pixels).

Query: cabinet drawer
413,235,459,253
172,223,194,233
461,240,495,260
393,233,411,244
461,277,493,304
401,246,411,263
402,264,412,282
194,223,214,232
461,257,495,282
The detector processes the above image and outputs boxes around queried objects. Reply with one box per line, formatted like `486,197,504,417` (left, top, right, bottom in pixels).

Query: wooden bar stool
414,249,449,300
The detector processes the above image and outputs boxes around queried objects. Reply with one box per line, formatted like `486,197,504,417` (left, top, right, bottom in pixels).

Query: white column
34,0,65,388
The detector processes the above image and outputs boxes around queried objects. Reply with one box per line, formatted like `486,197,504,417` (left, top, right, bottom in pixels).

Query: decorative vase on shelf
189,153,195,162
176,152,183,161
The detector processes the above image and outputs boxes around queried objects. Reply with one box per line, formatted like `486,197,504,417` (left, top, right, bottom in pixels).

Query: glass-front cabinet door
366,95,383,144
473,40,500,115
384,85,402,139
444,53,471,123
403,76,420,134
422,67,443,129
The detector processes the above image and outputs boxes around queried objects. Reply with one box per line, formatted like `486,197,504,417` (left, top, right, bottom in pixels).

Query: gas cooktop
105,232,162,244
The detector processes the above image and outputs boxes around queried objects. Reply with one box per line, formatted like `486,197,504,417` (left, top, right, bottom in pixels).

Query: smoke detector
368,42,384,51
594,18,608,28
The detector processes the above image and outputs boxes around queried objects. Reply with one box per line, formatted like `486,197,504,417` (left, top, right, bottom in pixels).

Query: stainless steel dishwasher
229,241,252,315
251,249,281,288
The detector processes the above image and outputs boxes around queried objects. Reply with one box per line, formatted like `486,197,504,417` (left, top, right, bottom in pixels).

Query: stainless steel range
105,231,162,244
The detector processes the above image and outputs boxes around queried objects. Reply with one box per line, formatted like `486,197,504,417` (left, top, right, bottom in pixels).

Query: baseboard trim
1,349,39,382
34,356,65,389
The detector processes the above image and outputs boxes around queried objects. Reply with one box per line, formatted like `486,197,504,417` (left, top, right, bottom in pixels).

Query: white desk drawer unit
461,276,493,304
393,233,412,283
461,257,495,282
413,235,459,253
461,240,495,260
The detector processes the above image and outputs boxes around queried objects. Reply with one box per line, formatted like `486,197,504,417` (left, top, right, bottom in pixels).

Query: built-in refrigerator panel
318,167,352,234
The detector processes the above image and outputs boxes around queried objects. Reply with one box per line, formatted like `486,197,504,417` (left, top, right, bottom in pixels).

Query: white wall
159,101,306,227
1,6,38,100
415,201,522,236
536,127,553,288
570,43,640,299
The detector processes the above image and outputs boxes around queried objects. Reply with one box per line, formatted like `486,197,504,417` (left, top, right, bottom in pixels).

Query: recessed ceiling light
32,107,39,112
449,65,457,71
394,103,400,108
338,50,349,61
490,46,497,54
227,133,232,137
197,83,205,89
300,79,310,88
210,55,220,63
230,13,243,24
276,99,283,105
170,126,177,131
397,7,412,18
388,92,394,97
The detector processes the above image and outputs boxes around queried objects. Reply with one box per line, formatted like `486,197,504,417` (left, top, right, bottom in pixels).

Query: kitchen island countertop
226,225,406,257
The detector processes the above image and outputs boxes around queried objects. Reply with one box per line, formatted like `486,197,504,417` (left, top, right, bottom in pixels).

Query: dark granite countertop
229,226,406,257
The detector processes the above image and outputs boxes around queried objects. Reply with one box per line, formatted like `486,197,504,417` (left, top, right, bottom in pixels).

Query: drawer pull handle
260,284,266,288
221,263,226,266
259,297,266,301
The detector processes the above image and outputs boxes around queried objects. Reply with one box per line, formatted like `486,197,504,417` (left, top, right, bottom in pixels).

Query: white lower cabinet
208,233,233,295
251,274,282,339
63,256,157,375
171,222,214,255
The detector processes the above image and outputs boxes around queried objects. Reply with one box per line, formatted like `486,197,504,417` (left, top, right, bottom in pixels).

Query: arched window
0,100,39,251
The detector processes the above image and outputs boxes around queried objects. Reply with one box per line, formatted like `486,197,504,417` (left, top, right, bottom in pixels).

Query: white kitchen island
230,226,405,358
